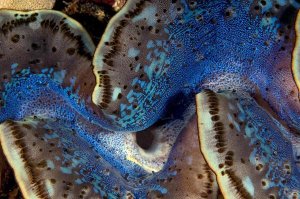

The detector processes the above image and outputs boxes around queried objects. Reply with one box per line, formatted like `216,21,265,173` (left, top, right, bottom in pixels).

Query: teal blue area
11,63,18,74
75,178,83,184
128,48,140,58
259,0,273,13
53,70,66,83
41,68,49,73
60,167,72,174
229,91,300,196
147,40,155,49
11,63,18,69
47,160,55,169
276,0,288,6
0,1,299,198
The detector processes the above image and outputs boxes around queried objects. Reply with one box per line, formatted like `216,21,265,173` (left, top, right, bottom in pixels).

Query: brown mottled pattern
0,117,108,198
196,90,289,198
147,116,219,199
0,10,95,106
1,120,51,199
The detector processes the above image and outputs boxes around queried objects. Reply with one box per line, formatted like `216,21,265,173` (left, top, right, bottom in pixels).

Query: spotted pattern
0,0,299,198
92,0,300,135
0,13,217,195
0,111,220,198
0,10,95,105
197,90,300,198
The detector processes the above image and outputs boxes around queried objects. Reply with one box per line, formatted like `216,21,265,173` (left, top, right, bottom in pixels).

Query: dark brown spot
11,34,20,43
66,48,76,55
31,43,41,50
